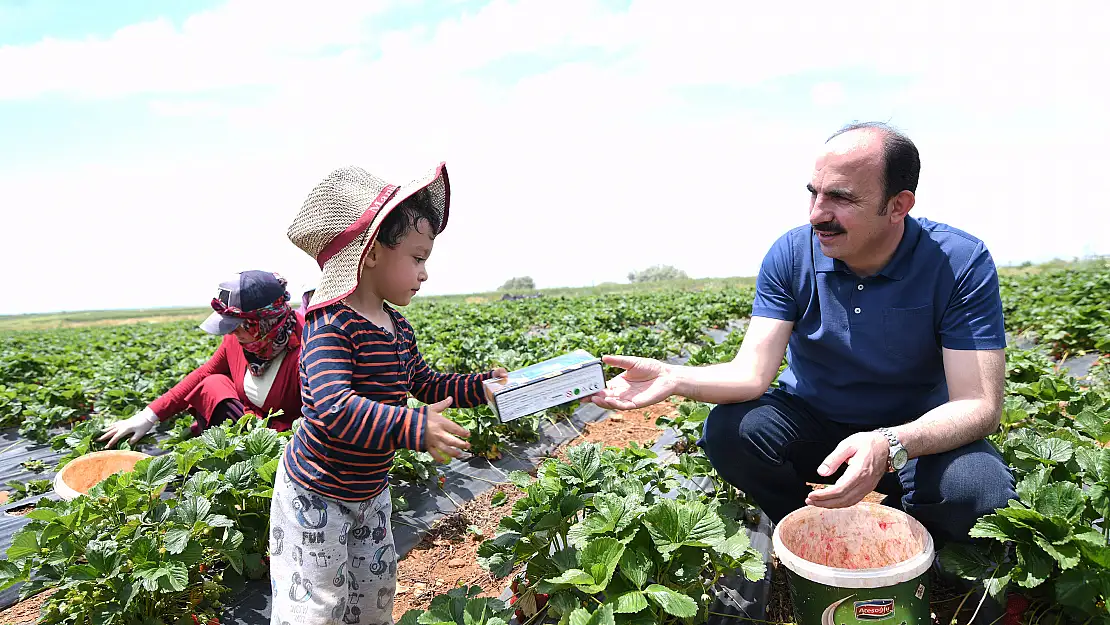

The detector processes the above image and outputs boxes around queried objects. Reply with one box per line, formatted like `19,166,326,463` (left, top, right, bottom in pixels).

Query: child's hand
423,397,471,463
491,367,509,379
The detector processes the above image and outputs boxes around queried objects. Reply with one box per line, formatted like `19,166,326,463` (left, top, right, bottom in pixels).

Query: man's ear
887,190,915,221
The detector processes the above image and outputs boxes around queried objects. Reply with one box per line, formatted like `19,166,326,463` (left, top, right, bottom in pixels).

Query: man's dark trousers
698,388,1017,547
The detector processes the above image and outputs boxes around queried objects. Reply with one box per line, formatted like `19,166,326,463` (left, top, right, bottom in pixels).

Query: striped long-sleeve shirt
283,302,493,501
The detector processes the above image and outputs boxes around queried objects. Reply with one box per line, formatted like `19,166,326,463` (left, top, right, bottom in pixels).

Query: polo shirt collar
812,217,922,280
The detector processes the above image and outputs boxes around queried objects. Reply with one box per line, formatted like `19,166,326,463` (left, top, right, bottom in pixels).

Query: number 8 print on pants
269,455,397,624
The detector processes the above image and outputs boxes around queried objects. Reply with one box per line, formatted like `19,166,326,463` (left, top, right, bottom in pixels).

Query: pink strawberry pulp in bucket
771,502,935,625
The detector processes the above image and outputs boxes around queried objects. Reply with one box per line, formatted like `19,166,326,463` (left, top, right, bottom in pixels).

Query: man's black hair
827,121,920,214
377,187,443,247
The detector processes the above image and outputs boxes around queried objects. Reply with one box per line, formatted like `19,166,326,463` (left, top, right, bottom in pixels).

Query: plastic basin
53,450,152,501
772,502,935,625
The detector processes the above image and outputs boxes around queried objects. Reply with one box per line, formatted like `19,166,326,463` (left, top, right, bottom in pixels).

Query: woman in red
100,271,306,447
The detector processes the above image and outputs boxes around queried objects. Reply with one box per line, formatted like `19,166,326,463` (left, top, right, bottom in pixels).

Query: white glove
98,406,160,448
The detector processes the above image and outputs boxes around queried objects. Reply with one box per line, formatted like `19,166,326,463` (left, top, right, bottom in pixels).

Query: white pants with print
269,455,397,625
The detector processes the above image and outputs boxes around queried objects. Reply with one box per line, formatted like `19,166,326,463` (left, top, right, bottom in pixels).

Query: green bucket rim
771,502,935,589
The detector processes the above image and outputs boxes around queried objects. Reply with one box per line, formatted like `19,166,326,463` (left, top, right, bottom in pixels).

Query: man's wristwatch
878,427,908,472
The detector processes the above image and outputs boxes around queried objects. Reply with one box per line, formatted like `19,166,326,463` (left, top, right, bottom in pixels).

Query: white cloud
1,0,1108,314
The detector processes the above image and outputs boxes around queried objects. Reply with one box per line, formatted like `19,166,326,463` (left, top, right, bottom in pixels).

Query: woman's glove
98,406,160,448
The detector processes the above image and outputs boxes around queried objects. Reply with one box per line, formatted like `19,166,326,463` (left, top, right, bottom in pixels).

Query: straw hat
287,163,450,312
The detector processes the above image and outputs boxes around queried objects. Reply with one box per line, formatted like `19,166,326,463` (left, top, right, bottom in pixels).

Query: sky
1,0,1108,315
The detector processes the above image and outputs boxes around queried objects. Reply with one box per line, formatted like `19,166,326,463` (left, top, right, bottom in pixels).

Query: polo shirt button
854,307,862,314
857,284,864,290
330,404,341,414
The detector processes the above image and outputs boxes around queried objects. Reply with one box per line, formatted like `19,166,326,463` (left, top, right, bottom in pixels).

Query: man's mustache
813,221,845,234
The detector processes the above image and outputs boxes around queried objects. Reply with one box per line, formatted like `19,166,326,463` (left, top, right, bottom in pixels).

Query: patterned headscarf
210,276,300,376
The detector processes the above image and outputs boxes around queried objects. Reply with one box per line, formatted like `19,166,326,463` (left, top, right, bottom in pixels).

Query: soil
5,502,37,516
391,400,678,621
0,589,54,625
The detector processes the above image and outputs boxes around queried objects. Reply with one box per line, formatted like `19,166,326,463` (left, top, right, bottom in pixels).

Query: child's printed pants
269,455,397,625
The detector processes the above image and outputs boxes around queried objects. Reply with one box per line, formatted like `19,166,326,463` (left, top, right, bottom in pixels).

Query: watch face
892,448,909,469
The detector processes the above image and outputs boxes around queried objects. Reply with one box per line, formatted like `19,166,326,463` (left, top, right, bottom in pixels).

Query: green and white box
482,350,605,423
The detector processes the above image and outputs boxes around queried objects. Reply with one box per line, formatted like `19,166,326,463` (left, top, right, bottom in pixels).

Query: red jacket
149,314,304,432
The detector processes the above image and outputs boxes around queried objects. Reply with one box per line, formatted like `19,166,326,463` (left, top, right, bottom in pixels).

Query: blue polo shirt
751,216,1007,427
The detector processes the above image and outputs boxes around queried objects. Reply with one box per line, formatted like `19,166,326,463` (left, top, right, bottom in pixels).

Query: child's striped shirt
283,302,491,501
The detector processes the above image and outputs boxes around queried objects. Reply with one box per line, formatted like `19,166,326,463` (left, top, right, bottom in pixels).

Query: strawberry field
0,259,1107,625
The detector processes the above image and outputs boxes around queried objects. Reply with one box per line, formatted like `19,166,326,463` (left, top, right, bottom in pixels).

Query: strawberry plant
473,442,765,624
655,400,709,455
0,413,288,624
392,449,443,485
4,479,51,503
397,584,513,625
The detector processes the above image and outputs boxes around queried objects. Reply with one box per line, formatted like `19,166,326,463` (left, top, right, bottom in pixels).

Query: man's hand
588,355,677,410
806,431,890,509
423,397,470,463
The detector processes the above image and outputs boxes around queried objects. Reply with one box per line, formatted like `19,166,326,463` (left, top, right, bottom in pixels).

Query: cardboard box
483,350,605,423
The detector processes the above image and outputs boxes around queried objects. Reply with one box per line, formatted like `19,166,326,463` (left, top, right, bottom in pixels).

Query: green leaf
182,471,221,497
491,491,508,507
1013,543,1054,589
161,560,189,592
1016,468,1052,507
201,427,230,451
224,461,254,491
547,591,579,618
568,516,611,550
6,531,38,561
174,496,212,527
24,508,59,522
163,528,191,555
136,454,178,489
222,528,245,551
644,499,725,558
938,543,1004,581
568,605,615,625
547,569,596,586
618,546,651,589
507,471,533,489
206,514,235,529
969,515,1018,542
132,560,186,593
1075,410,1110,443
1033,535,1080,569
65,564,100,581
1075,446,1110,481
579,537,625,593
595,494,641,536
610,591,648,614
742,556,766,582
463,596,507,625
256,457,280,485
175,540,205,568
712,528,752,560
244,427,280,458
1030,437,1074,464
559,444,603,485
1088,484,1110,522
1055,567,1099,609
477,533,519,579
643,584,698,618
1034,482,1084,522
86,540,122,575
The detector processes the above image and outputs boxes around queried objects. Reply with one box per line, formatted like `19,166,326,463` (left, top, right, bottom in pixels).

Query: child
274,163,507,624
